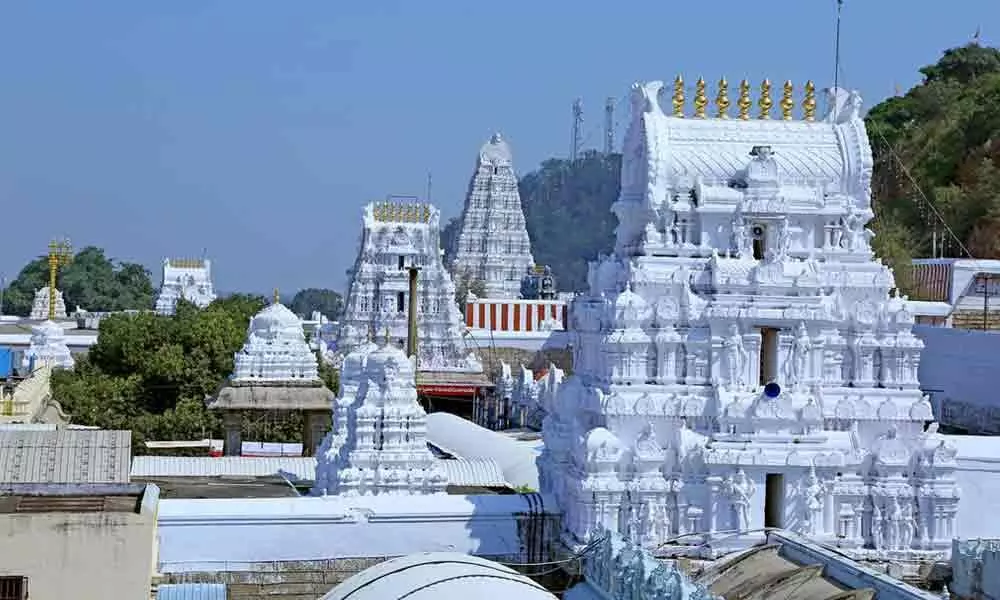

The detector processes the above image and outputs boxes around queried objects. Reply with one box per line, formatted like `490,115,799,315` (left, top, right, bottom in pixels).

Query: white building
313,336,448,496
910,258,1000,328
338,201,482,374
537,80,960,559
29,286,67,320
451,133,535,298
22,320,74,371
154,258,217,316
231,300,320,382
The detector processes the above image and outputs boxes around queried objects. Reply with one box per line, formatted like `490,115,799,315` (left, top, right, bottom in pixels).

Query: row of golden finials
670,77,819,121
167,258,207,269
372,202,432,223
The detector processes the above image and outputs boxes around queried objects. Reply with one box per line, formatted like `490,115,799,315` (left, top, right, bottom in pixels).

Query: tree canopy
866,43,1000,279
289,288,343,320
3,246,155,316
50,293,279,451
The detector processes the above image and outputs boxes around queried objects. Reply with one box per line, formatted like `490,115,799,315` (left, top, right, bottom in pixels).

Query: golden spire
737,79,752,120
422,204,431,222
273,288,280,304
803,80,817,121
693,77,708,118
758,79,773,120
672,75,685,117
716,78,730,119
780,80,795,120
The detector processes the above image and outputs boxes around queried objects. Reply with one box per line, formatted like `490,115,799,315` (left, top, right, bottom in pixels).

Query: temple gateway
538,77,959,559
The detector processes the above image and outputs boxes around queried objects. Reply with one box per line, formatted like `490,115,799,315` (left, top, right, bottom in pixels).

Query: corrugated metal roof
131,456,316,482
157,583,227,600
0,429,131,484
131,455,510,488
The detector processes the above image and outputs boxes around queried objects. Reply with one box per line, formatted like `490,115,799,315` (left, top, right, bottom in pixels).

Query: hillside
443,43,1000,294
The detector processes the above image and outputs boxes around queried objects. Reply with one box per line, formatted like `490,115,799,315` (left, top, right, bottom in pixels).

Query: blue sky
0,1,995,296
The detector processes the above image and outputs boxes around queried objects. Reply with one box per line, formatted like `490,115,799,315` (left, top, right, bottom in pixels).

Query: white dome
248,302,303,340
320,553,556,600
364,340,414,383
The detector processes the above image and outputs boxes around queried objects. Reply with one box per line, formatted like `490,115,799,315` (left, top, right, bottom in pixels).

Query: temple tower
538,79,959,559
155,258,217,316
206,296,334,456
29,288,67,320
338,201,482,375
313,335,448,496
22,321,74,371
451,133,535,299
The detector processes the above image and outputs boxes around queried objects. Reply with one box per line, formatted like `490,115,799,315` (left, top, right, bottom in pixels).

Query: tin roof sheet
0,429,131,484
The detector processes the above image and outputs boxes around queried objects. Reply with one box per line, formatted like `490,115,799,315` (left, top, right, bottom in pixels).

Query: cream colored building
0,483,159,600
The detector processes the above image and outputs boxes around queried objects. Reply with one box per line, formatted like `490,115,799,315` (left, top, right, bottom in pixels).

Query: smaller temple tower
22,321,74,371
338,200,482,375
29,288,67,320
207,294,334,456
451,133,535,299
155,258,217,316
313,333,448,496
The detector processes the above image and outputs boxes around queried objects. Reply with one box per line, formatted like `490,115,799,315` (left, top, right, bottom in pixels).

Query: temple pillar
223,411,242,456
303,410,329,457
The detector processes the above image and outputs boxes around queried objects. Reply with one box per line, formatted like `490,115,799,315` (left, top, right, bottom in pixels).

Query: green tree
51,293,267,451
289,288,343,320
3,246,155,316
453,271,486,312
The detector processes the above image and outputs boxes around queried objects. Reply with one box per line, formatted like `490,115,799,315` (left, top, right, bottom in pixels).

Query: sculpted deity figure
900,501,915,551
887,497,902,551
723,324,748,390
843,205,867,251
870,501,884,550
785,323,812,389
800,466,825,535
732,216,752,258
725,469,756,531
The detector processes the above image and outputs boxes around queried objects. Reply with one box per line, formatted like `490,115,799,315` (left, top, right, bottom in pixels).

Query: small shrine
29,287,67,320
154,258,217,316
313,331,448,496
206,292,333,456
22,320,74,371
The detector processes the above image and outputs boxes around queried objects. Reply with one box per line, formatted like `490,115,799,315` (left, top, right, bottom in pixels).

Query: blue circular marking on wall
763,382,781,398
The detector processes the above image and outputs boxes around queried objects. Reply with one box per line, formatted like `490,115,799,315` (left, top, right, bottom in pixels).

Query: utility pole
604,97,615,154
984,273,991,331
571,98,583,161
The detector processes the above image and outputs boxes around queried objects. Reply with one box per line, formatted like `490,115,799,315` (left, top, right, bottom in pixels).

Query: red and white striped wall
465,298,568,332
911,261,953,302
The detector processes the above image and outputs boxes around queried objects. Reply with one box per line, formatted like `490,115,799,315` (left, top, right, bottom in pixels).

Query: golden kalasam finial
273,287,280,304
803,80,817,121
716,78,730,119
422,204,430,222
373,203,382,220
693,77,708,118
758,79,773,120
780,80,795,120
672,75,685,117
737,79,752,120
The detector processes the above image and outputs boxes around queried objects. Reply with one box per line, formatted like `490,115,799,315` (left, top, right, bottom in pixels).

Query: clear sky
0,1,995,296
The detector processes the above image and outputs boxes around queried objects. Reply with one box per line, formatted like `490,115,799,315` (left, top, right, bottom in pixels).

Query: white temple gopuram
154,258,217,316
451,133,535,299
338,201,482,375
206,295,334,456
313,333,448,496
22,320,74,370
29,287,67,320
537,78,960,560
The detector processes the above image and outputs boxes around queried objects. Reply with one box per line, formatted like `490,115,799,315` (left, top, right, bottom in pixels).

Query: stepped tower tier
539,79,959,559
313,335,448,496
30,287,67,320
155,258,217,315
22,320,74,370
338,201,483,374
451,133,536,298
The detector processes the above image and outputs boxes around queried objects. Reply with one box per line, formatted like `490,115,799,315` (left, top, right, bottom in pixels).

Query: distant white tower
154,258,217,316
451,133,535,298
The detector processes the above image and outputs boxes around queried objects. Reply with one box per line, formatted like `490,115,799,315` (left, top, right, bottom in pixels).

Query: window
759,327,779,385
0,576,26,600
398,255,405,269
396,292,406,313
752,223,767,260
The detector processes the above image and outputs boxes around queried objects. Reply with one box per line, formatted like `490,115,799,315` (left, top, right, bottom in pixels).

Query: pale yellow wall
0,510,156,600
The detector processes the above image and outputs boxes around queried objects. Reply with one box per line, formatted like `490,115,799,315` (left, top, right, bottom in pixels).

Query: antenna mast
833,0,844,93
604,97,615,154
571,98,583,161
426,172,433,203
